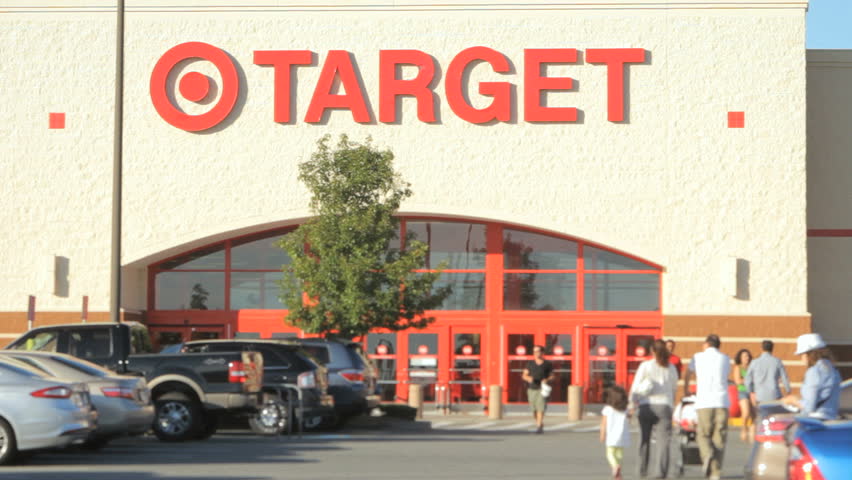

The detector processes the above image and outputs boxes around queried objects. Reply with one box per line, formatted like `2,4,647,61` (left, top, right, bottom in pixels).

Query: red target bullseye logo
150,42,239,132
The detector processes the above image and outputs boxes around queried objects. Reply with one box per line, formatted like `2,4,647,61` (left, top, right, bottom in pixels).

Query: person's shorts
527,388,547,413
737,389,749,401
605,446,624,467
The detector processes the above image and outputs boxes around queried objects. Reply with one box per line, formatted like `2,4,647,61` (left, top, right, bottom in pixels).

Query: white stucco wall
1,1,809,316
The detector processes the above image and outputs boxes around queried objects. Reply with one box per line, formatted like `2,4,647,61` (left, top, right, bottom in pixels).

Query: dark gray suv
283,338,380,418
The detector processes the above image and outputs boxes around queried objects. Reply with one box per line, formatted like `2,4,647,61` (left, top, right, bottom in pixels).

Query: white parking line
574,425,600,433
490,421,536,431
544,422,579,431
430,421,455,429
455,421,499,430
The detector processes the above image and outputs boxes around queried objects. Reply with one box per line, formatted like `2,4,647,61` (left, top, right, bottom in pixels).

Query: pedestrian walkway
421,407,608,433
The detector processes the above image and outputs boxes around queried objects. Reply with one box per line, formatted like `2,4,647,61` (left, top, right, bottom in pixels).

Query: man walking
683,334,730,480
746,340,791,404
666,339,683,378
522,345,554,434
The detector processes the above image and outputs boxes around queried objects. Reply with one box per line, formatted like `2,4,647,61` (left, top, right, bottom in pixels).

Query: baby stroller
672,395,702,477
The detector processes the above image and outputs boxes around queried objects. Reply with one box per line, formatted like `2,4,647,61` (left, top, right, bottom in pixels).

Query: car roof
184,339,301,348
284,338,354,346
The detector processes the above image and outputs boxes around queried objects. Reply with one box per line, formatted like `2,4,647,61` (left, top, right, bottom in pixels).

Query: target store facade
5,0,848,405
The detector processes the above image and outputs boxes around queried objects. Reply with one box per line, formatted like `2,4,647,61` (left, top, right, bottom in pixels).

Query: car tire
249,402,286,436
0,418,19,466
152,392,203,442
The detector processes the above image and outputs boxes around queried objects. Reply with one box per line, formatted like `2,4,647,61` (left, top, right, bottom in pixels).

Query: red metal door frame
501,323,578,403
581,326,660,402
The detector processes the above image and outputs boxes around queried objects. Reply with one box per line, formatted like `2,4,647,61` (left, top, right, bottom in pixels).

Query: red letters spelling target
150,42,239,132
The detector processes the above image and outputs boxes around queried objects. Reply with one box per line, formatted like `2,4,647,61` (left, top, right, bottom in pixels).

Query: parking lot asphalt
0,422,754,480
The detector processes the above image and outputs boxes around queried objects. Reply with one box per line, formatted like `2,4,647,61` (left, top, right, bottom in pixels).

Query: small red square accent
728,111,744,128
49,112,65,129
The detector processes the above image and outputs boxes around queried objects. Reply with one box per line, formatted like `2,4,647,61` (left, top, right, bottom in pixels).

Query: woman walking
783,333,842,419
733,349,755,441
629,339,679,479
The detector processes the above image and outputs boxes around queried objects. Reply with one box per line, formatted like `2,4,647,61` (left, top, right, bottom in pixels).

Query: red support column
484,224,503,391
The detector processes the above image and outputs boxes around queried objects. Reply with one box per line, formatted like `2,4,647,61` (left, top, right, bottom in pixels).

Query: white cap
794,333,827,355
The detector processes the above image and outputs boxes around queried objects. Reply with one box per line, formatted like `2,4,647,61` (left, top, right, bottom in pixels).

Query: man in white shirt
683,334,730,480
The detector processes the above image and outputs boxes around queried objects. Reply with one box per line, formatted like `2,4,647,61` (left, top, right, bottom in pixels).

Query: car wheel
249,402,286,436
0,418,19,465
153,393,203,442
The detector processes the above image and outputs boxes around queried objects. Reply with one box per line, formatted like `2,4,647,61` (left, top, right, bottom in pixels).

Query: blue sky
807,0,852,48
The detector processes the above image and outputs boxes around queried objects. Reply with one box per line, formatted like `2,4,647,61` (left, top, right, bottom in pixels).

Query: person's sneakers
535,425,543,434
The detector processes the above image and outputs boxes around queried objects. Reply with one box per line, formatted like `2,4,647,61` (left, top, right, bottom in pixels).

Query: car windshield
9,330,58,352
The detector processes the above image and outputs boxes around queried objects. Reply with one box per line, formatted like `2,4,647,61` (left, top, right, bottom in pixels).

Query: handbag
634,377,653,396
540,382,552,398
633,366,654,397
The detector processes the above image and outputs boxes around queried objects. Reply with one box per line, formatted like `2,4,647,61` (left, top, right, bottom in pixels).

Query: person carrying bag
629,340,679,479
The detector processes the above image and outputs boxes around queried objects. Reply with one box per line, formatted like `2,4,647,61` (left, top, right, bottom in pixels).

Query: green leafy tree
278,135,451,339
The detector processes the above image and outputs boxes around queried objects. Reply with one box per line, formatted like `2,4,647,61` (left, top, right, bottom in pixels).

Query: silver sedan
0,351,153,448
0,357,96,465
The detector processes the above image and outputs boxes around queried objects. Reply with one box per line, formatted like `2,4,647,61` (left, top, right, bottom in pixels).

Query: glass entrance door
367,333,399,402
583,328,658,403
449,329,484,403
407,333,439,402
505,328,575,403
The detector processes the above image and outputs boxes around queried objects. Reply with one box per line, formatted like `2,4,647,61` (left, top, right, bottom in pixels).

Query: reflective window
230,272,286,309
406,222,486,269
13,331,58,352
231,232,291,270
503,273,577,311
545,334,572,356
584,274,659,311
584,246,655,271
159,244,225,270
503,229,577,270
454,333,481,355
155,272,225,310
367,333,398,402
430,273,485,310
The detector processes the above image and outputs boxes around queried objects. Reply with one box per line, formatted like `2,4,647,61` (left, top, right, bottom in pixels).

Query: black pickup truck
5,322,263,442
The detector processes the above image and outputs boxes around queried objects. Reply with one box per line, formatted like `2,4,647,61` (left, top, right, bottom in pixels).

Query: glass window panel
503,229,577,270
231,232,291,270
368,333,398,356
454,333,481,355
409,333,438,356
584,273,660,311
508,334,535,356
155,272,225,310
159,244,225,270
503,273,577,311
406,222,486,269
584,246,655,271
430,273,485,310
545,334,572,356
548,359,572,402
589,334,616,356
230,272,286,309
627,335,655,358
